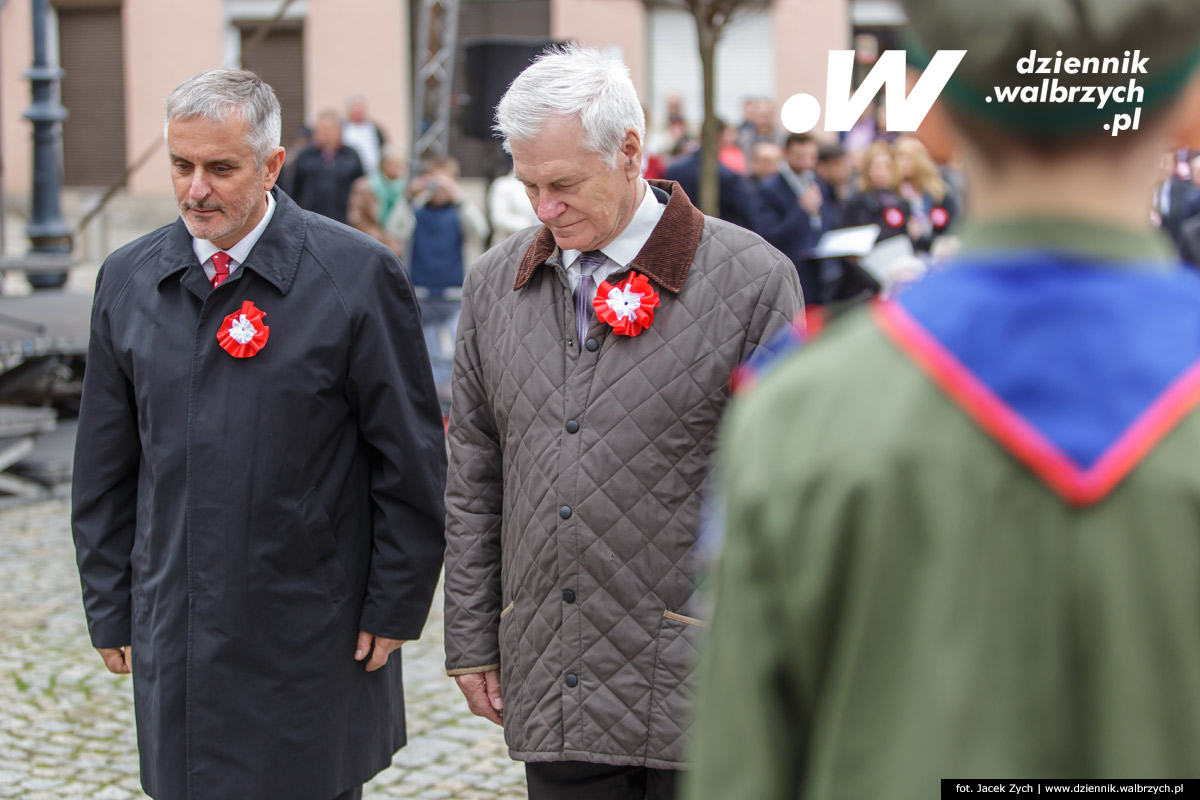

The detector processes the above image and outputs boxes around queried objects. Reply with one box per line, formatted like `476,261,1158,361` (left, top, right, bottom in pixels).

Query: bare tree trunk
694,8,721,218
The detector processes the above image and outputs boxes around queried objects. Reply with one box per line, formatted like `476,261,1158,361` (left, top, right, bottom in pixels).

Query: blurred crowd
639,96,965,306
276,93,1200,314
278,95,490,304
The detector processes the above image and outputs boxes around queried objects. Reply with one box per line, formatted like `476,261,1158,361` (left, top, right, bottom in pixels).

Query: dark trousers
332,787,362,800
525,761,679,800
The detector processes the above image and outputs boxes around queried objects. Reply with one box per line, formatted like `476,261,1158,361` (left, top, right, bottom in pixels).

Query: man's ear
908,67,957,164
620,129,643,177
263,146,287,191
1168,72,1200,151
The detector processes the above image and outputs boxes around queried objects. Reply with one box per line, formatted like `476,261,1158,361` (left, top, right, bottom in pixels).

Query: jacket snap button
563,589,576,603
585,338,599,352
565,420,580,434
559,505,572,519
565,673,578,688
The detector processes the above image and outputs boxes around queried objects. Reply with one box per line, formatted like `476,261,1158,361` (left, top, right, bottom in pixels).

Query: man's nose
536,192,564,224
188,172,211,201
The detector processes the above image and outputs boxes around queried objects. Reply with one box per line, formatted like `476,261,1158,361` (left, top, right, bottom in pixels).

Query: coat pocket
299,487,351,608
646,609,708,763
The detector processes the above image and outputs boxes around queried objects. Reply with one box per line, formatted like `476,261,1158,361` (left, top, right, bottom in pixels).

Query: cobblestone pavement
0,499,526,799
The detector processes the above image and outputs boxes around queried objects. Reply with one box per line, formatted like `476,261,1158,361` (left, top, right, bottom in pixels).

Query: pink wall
1,0,33,199
124,0,226,196
306,0,408,154
551,0,646,97
773,0,850,139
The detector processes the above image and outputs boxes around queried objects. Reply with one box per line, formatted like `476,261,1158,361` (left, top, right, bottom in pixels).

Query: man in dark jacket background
71,69,446,800
664,120,763,232
283,108,365,224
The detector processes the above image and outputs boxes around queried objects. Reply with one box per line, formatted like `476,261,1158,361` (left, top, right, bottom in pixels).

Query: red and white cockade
217,300,270,358
592,272,660,337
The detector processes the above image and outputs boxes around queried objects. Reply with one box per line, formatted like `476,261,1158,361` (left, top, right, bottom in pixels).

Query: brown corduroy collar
512,179,705,294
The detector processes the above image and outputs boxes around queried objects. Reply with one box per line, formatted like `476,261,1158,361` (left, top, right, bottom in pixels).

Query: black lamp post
20,0,70,289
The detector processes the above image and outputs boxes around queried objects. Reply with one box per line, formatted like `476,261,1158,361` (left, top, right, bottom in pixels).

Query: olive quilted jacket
443,181,802,768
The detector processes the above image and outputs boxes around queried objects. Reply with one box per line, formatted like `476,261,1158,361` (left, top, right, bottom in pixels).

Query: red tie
211,252,231,288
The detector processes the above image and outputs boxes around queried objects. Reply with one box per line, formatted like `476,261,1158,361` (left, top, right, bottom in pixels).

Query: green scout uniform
687,3,1200,796
689,223,1200,800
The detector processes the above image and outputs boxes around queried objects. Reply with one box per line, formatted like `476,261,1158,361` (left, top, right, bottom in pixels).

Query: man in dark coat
758,133,840,304
283,109,365,224
71,69,446,800
1152,149,1200,249
664,142,763,232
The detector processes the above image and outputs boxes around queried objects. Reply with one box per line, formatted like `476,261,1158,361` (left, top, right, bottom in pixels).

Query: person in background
717,117,748,175
895,135,957,252
737,97,781,161
348,146,409,257
406,156,488,297
687,1,1200,798
342,95,387,176
1151,149,1200,249
748,142,784,188
665,118,763,232
843,140,913,242
284,109,364,224
371,147,409,227
815,141,852,224
758,132,838,301
488,160,542,243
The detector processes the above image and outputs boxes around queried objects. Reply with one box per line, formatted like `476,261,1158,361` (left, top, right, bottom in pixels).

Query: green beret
903,0,1200,134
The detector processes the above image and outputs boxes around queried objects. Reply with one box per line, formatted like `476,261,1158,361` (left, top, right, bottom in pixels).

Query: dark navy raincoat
71,188,446,800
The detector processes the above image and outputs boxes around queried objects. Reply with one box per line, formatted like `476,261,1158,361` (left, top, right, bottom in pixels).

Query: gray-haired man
442,44,802,799
72,68,446,800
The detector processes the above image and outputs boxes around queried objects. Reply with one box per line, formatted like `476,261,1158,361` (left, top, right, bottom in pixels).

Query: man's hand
455,669,503,726
799,182,824,216
355,632,407,672
98,646,132,675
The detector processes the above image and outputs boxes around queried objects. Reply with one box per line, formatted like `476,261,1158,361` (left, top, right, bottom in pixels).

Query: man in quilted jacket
687,1,1200,798
442,43,802,800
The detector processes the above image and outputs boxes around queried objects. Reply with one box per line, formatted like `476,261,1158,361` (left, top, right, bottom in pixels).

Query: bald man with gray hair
442,43,801,800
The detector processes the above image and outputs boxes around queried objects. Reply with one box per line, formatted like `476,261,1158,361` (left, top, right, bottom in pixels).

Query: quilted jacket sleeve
741,248,805,361
443,264,505,675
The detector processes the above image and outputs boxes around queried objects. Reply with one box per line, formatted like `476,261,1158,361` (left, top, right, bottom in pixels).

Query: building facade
0,0,902,202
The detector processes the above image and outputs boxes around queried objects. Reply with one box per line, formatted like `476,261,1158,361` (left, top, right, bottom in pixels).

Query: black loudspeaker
462,39,557,140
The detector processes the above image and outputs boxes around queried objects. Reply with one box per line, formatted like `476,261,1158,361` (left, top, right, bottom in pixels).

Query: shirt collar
561,180,666,270
956,215,1175,265
192,191,276,267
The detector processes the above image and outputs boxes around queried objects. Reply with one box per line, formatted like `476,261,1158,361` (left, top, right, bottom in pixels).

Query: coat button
565,419,580,434
565,673,578,688
563,589,576,603
559,505,572,519
585,338,599,352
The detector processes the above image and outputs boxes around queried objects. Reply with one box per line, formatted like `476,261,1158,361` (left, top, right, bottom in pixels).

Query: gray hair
495,43,645,167
164,69,282,167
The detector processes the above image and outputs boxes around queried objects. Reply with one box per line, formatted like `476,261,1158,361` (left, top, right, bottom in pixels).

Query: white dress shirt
192,192,277,282
562,180,666,305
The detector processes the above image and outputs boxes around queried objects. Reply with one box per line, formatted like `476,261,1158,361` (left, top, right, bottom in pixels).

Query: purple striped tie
577,250,605,347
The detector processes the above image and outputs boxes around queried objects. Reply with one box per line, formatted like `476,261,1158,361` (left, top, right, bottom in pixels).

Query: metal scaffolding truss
411,0,460,166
